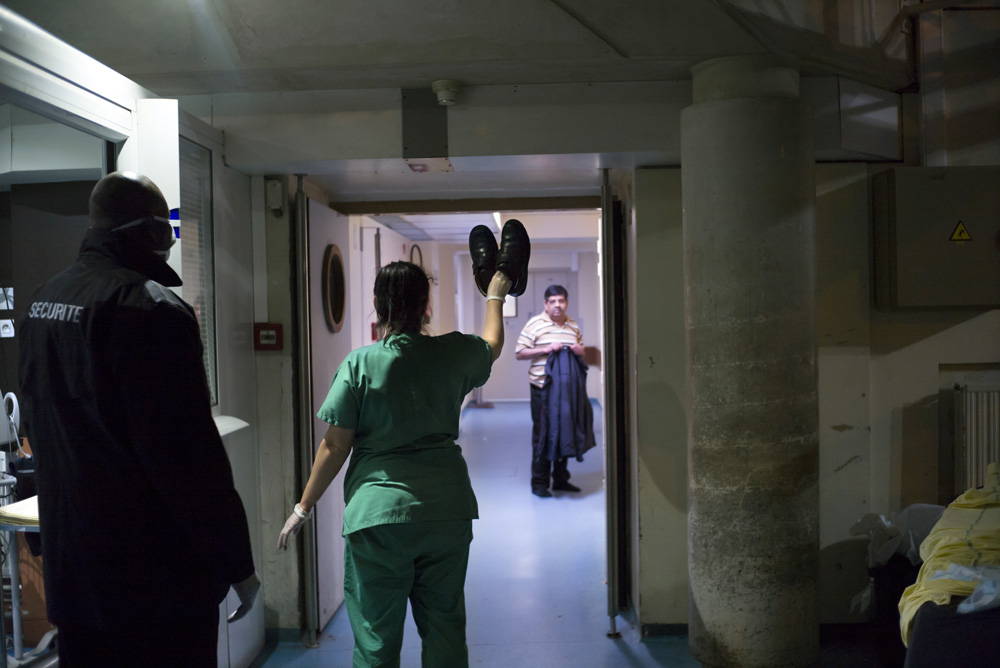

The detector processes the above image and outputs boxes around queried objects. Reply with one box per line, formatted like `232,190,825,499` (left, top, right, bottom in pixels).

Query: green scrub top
318,331,493,535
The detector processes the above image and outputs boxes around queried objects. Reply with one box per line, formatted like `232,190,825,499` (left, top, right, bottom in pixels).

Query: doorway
317,206,616,638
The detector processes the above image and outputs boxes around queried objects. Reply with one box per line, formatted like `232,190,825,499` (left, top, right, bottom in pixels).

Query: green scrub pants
344,519,473,668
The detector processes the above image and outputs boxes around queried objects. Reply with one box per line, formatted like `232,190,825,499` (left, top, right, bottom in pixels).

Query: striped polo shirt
516,312,583,388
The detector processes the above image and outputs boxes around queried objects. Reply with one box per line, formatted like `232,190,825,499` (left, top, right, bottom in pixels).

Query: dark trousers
530,384,569,490
57,604,219,668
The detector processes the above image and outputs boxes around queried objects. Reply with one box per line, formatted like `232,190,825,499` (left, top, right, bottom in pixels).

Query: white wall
254,176,301,629
577,247,603,397
434,242,464,337
213,161,265,666
869,309,1000,512
815,163,875,623
627,168,689,626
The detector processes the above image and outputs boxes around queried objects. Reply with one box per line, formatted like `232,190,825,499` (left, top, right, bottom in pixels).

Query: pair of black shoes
469,219,530,297
532,481,581,498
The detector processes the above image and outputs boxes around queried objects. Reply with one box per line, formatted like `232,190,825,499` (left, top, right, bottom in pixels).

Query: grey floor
254,401,880,668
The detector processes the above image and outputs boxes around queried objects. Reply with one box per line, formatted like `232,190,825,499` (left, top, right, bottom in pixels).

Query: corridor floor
254,401,878,668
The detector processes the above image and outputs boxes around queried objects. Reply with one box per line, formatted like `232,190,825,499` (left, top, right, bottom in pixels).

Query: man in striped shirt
515,285,585,497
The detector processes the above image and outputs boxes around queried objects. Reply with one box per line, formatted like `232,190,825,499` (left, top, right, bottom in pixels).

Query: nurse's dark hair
374,261,430,335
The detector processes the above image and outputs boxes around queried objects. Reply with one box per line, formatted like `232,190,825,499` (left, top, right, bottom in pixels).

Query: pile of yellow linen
898,461,1000,646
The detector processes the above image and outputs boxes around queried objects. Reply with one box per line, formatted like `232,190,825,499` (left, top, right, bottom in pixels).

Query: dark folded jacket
538,347,596,462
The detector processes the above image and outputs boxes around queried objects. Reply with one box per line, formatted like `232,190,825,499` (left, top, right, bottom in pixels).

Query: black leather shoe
496,219,530,296
552,481,581,492
469,225,498,297
532,487,552,498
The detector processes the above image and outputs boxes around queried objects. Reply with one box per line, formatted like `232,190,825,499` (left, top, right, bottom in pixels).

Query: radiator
954,386,1000,491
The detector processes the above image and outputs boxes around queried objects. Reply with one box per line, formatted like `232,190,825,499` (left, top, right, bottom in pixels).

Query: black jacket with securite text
18,229,254,629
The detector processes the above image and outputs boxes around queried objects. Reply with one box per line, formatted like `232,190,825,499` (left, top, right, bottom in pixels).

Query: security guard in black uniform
18,171,259,668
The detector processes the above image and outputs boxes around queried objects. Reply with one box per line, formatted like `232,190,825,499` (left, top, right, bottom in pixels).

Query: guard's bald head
89,171,168,230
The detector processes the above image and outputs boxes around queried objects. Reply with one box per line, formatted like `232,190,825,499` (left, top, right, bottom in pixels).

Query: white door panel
308,199,353,629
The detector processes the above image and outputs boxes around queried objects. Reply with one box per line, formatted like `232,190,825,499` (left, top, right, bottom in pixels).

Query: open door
601,170,630,634
294,189,355,639
308,199,353,631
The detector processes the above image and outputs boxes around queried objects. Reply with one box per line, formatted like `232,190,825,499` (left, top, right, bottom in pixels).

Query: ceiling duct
401,87,454,173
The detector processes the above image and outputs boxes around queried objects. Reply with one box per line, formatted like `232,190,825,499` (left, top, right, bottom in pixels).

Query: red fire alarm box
254,323,283,351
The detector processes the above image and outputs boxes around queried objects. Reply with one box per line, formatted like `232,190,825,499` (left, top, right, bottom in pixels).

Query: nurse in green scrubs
278,260,512,668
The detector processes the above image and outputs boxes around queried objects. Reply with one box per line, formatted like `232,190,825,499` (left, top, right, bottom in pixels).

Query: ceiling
3,1,774,96
0,0,926,241
372,212,500,243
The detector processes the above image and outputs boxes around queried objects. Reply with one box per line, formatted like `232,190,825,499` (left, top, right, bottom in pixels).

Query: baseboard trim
641,623,688,637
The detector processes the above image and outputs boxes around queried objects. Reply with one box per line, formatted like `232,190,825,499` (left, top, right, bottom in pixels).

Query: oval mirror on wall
322,244,346,333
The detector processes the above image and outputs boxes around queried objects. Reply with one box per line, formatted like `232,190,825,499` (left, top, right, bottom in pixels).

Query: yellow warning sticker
950,221,971,243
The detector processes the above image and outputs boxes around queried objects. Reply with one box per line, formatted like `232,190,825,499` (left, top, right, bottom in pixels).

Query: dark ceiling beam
330,196,601,215
903,0,1000,14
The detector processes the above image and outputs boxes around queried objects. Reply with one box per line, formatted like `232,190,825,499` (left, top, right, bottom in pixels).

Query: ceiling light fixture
431,79,461,106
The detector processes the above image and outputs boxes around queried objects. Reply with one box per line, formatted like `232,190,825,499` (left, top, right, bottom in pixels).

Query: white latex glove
277,503,312,550
227,573,260,623
486,271,512,300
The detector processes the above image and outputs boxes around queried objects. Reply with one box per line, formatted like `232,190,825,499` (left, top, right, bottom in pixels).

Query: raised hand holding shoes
469,219,531,297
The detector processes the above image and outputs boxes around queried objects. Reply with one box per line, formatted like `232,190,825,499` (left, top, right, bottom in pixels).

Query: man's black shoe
532,487,553,498
552,481,581,492
496,219,530,296
469,225,498,297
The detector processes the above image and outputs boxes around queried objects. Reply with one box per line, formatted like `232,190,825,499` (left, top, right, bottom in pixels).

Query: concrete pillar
681,56,819,668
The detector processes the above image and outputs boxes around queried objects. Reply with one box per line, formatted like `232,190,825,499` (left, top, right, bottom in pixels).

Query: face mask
114,215,176,261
